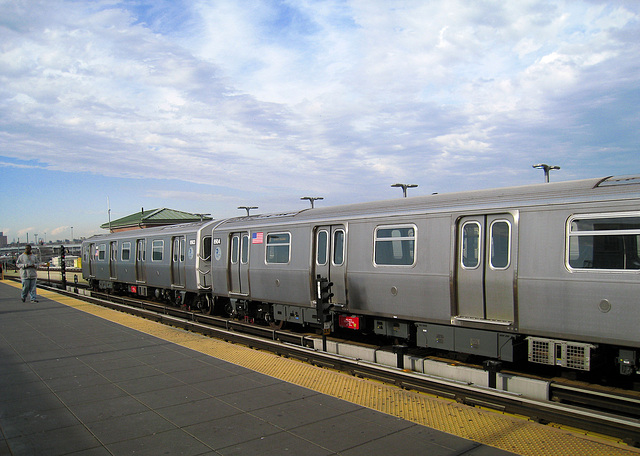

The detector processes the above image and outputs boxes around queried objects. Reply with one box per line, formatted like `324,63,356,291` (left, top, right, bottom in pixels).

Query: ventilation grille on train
527,337,596,371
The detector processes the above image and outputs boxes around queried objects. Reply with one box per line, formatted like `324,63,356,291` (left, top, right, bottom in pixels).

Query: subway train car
82,221,216,312
208,176,640,375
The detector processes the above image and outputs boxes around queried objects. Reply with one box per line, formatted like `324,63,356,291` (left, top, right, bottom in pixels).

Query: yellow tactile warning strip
9,282,639,456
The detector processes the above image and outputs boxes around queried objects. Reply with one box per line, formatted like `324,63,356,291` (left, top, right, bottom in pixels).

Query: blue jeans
21,278,37,301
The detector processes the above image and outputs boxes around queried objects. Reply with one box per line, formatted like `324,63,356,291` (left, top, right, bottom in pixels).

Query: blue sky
1,0,639,243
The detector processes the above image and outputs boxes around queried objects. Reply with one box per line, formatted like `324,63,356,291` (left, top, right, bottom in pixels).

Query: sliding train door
109,241,117,279
135,238,146,283
229,232,250,295
313,225,347,305
171,236,186,288
85,243,96,277
456,214,516,323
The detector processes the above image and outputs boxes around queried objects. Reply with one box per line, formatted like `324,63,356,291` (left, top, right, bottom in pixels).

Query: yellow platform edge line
5,281,640,456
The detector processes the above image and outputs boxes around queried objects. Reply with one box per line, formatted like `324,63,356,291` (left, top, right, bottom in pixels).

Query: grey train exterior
82,221,216,310
208,176,640,375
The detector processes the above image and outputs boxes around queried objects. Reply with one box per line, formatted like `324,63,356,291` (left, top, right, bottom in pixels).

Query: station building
101,208,212,233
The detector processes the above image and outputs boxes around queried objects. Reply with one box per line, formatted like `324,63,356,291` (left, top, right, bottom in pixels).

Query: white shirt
16,252,38,279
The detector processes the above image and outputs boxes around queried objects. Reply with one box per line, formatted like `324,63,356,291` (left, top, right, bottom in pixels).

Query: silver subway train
83,175,640,375
82,221,217,312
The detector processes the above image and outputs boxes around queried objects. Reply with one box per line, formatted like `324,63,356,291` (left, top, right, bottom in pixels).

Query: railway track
24,281,640,447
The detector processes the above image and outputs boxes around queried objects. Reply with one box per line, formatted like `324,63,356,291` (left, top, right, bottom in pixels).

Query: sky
1,0,639,243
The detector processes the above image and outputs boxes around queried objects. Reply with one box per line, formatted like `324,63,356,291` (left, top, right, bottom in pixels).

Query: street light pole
238,206,258,216
532,164,560,183
301,196,324,208
391,183,418,197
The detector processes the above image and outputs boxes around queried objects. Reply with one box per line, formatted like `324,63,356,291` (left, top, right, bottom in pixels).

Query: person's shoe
21,297,25,302
31,299,38,303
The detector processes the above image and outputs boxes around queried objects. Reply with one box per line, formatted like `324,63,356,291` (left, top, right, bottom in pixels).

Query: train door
197,234,212,290
171,236,186,288
109,241,117,279
135,238,146,283
313,225,347,304
85,243,96,277
229,232,250,295
456,214,516,323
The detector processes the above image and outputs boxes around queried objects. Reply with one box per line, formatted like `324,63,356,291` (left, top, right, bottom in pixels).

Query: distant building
0,232,7,248
100,208,212,233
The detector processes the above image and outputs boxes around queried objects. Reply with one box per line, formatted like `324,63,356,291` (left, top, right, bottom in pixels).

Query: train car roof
217,175,640,228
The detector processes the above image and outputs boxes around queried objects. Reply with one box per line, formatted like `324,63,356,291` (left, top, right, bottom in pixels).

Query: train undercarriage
89,278,213,314
88,279,639,378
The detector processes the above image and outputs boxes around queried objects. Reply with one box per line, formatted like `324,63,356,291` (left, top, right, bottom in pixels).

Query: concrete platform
1,280,637,456
0,281,516,455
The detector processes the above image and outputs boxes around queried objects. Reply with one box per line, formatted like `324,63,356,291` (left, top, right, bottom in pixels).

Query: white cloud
0,0,638,219
50,226,70,236
144,189,237,203
17,227,36,237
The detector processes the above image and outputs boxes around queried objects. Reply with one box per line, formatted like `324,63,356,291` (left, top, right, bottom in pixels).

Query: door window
333,230,345,266
461,222,481,269
317,230,328,265
231,235,239,264
241,234,249,264
489,220,510,269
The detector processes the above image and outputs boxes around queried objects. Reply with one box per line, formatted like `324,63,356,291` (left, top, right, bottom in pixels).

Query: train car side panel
345,216,452,323
517,204,640,348
246,225,313,307
114,237,136,285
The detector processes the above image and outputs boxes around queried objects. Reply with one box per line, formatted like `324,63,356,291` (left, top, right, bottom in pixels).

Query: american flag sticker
252,232,264,244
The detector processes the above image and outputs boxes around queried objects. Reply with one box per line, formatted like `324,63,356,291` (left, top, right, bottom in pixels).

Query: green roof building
101,208,212,232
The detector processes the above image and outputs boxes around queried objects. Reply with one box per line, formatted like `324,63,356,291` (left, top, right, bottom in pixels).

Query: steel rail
551,383,640,419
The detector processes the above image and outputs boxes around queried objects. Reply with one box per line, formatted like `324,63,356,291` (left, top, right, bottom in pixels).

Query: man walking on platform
17,245,38,302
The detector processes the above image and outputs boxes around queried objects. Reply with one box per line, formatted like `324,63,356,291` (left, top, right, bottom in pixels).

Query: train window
374,225,416,266
121,242,131,261
98,244,106,261
461,222,481,269
490,220,510,269
241,234,249,264
567,214,640,270
201,236,211,261
317,230,328,266
333,230,345,266
231,235,239,264
266,233,290,264
152,240,164,261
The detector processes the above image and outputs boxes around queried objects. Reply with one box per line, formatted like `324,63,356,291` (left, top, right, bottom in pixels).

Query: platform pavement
0,280,522,456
